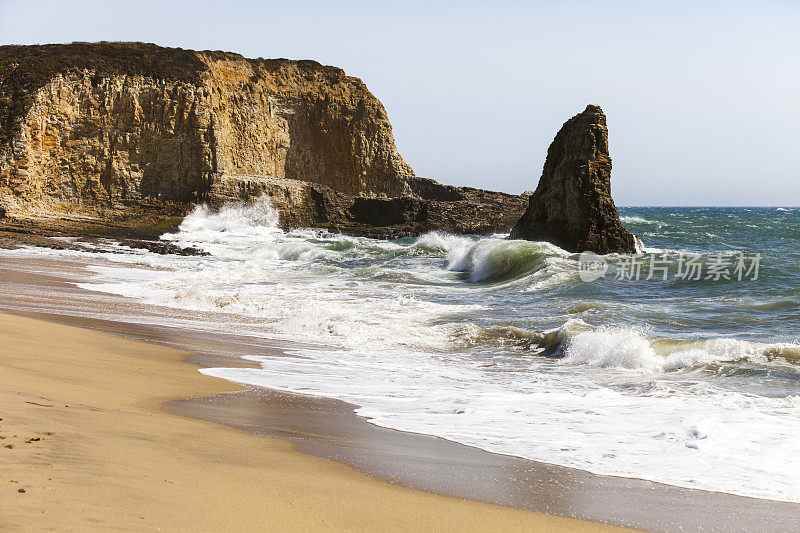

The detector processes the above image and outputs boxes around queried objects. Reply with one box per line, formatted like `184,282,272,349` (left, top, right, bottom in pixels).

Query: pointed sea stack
510,105,636,254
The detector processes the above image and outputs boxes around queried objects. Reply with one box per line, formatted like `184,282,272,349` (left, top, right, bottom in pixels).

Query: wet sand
176,387,800,532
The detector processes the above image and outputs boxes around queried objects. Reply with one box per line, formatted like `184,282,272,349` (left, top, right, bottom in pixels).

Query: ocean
3,199,799,502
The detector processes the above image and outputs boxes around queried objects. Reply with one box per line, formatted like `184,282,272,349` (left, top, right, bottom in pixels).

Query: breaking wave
545,320,800,372
164,195,281,243
621,215,660,225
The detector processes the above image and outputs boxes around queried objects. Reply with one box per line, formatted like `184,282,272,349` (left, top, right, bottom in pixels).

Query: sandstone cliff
0,42,525,238
510,105,635,254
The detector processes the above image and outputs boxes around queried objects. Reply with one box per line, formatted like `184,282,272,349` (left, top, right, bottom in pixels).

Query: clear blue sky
1,0,798,205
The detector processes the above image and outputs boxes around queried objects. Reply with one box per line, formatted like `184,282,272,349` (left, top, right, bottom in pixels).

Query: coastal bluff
0,42,525,238
511,105,635,254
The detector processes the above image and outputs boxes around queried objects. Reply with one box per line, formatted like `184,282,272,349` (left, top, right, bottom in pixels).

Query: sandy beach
0,311,623,531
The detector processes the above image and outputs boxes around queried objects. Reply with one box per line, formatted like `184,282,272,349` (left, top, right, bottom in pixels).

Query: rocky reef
0,42,525,239
511,105,635,254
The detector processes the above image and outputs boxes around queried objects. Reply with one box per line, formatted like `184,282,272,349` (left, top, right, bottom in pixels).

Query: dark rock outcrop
510,105,635,254
210,174,526,239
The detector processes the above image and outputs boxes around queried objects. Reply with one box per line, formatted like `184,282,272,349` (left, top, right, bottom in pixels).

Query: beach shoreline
0,310,620,531
1,254,799,532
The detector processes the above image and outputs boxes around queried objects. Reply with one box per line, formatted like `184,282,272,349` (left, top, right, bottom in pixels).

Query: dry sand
0,311,623,531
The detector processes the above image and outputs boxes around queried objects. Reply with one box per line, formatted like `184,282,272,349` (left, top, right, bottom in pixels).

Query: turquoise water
618,207,799,342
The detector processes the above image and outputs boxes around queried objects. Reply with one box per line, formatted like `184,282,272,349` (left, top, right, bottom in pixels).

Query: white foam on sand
201,328,800,503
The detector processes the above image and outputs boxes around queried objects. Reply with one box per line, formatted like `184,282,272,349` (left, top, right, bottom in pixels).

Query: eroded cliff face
200,54,414,195
511,105,635,254
0,43,525,238
2,72,217,210
0,43,413,213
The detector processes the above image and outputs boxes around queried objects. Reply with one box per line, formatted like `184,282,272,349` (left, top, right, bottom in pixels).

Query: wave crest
441,236,565,283
621,215,661,225
546,321,800,372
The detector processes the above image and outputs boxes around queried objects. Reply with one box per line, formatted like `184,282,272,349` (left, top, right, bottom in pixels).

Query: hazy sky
1,0,798,205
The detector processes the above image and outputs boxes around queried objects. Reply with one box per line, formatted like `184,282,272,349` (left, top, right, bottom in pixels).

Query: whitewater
2,198,799,502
